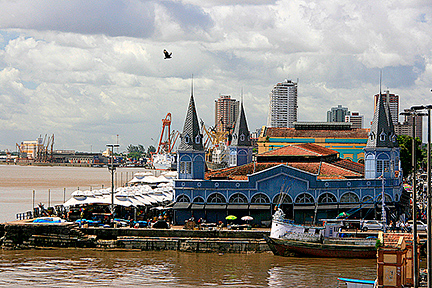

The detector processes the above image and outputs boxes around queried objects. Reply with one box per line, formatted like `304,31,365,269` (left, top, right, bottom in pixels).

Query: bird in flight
164,49,172,59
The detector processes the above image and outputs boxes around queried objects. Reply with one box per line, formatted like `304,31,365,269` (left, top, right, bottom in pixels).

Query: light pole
403,108,428,288
411,104,432,288
106,144,119,221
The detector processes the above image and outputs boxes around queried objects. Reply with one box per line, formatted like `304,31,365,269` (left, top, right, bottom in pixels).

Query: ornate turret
177,86,206,179
229,102,253,167
364,93,400,179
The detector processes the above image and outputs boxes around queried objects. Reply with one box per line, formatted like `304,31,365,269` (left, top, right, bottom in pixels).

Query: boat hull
264,235,377,259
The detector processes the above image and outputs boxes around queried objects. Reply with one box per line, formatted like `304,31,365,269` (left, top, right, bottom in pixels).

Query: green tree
397,135,424,175
126,144,146,160
147,145,156,157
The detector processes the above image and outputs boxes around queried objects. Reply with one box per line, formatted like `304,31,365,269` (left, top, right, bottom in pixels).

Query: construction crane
156,113,179,154
200,119,229,163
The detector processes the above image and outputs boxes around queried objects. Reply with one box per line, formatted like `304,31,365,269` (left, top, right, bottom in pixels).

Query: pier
0,221,270,253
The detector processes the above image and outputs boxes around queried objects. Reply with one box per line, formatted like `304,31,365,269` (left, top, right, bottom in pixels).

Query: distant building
214,95,239,133
374,90,399,126
257,122,369,162
268,79,298,128
394,109,423,141
327,105,349,122
345,111,363,129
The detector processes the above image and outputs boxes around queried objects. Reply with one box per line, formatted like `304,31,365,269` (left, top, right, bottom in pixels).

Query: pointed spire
231,102,251,147
178,78,204,151
367,93,398,148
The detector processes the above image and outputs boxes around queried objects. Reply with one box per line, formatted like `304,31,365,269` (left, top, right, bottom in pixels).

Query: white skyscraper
268,79,298,128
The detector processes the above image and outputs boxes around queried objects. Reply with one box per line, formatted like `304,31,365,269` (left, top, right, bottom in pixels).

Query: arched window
362,195,373,203
229,193,248,204
251,193,271,204
176,195,190,202
318,193,337,203
207,193,226,203
195,135,201,144
377,194,392,203
340,192,360,203
272,193,292,204
295,193,314,204
184,134,190,144
193,196,205,203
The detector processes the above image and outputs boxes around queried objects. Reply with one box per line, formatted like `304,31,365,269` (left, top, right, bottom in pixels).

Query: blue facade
173,164,403,224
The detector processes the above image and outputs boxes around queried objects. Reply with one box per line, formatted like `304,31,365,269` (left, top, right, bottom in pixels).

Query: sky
0,0,431,153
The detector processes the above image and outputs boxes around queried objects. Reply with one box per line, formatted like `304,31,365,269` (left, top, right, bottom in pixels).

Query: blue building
173,93,407,225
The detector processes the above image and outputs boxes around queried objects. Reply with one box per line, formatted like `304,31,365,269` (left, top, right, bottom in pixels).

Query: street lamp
106,144,120,221
411,104,432,288
400,109,424,288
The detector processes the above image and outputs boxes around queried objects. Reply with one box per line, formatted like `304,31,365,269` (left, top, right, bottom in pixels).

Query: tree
126,144,146,160
397,135,424,175
147,145,156,157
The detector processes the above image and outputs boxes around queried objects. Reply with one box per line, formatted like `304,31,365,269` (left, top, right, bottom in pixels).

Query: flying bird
164,49,172,59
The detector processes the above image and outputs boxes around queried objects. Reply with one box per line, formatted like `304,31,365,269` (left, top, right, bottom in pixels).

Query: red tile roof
258,143,338,157
206,161,363,180
332,159,365,175
264,127,369,138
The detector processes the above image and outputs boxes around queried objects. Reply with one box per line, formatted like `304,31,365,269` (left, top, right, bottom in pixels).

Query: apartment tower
374,90,399,126
214,95,239,133
268,79,298,128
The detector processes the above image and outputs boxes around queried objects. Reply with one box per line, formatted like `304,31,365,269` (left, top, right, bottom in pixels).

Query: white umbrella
241,215,254,221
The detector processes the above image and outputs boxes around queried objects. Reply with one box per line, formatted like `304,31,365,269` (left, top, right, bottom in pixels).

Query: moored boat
265,208,377,258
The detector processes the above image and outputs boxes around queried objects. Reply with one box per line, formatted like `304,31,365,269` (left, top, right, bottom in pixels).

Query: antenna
379,70,382,95
191,74,194,97
241,87,244,103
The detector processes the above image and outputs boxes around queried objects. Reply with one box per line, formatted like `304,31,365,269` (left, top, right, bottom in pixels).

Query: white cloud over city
0,0,431,152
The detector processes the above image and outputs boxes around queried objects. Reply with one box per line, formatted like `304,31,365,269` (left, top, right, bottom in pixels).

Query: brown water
0,249,376,287
0,165,376,287
0,165,143,223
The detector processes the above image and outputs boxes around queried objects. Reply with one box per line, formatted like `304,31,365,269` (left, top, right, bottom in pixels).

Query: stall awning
249,204,270,210
338,204,361,209
173,202,191,209
191,204,205,210
227,204,249,210
317,204,338,210
293,205,316,210
205,204,227,210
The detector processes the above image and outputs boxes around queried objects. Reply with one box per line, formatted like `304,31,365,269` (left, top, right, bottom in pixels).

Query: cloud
0,0,432,151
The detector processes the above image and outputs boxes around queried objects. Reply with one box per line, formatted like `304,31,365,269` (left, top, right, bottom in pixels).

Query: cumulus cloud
0,0,431,151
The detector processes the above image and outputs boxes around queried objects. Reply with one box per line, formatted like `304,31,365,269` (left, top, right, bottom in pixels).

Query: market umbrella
337,212,350,219
241,215,253,221
226,215,237,221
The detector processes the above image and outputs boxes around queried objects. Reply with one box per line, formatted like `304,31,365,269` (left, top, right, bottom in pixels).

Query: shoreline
0,221,271,253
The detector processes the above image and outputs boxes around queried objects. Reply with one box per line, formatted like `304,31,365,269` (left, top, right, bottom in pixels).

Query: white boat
152,153,176,170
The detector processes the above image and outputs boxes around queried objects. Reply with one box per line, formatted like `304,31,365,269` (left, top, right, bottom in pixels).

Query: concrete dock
0,221,270,253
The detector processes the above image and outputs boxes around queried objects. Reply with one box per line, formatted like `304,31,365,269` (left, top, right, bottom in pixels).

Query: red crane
156,113,179,154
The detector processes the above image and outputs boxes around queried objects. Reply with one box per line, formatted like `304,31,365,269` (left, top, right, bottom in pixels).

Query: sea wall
0,223,270,253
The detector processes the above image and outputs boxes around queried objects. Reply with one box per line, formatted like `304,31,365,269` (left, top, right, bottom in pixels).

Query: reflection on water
0,250,376,287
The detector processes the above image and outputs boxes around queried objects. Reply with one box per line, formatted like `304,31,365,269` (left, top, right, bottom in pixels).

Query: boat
337,278,376,288
152,153,176,170
265,208,377,258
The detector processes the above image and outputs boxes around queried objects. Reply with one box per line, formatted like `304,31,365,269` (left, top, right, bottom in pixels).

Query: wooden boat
265,208,377,258
265,235,377,258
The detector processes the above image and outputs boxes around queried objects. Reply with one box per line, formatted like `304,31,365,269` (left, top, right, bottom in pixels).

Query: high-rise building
327,105,350,122
214,95,239,133
374,90,399,126
268,79,298,128
394,109,423,141
345,111,363,129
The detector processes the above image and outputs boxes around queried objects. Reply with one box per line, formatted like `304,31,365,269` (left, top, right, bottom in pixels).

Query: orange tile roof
264,127,369,138
332,159,365,174
206,161,363,180
258,143,338,157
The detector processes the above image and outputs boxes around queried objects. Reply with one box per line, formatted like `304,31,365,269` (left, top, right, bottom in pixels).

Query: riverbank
0,221,270,253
